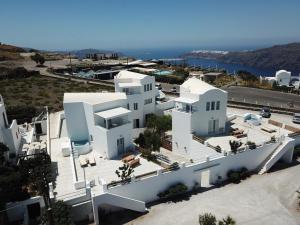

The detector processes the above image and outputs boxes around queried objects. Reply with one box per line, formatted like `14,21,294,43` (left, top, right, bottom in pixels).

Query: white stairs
259,137,293,174
72,148,79,158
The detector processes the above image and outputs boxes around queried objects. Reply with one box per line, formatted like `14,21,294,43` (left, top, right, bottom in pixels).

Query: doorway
134,119,140,128
200,170,210,188
208,119,219,134
117,137,125,155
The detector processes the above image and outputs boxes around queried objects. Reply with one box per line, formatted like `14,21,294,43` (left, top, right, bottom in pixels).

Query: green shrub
158,183,188,199
227,167,249,183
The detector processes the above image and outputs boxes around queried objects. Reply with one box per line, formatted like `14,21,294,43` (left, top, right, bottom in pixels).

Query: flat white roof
115,70,148,80
64,92,127,105
174,97,198,104
94,107,130,119
118,82,142,88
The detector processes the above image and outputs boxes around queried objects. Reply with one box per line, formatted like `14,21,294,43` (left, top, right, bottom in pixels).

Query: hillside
184,43,300,71
221,43,300,71
0,43,25,61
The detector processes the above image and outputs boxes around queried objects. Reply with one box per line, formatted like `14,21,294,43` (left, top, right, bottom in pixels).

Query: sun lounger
261,126,276,133
232,129,244,135
79,156,88,167
122,154,135,163
235,133,247,138
128,158,140,167
89,155,96,166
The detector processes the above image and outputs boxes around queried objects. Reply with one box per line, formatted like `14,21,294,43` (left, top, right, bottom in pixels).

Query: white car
292,113,300,124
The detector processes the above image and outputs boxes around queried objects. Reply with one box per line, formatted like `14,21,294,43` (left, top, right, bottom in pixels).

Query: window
134,103,138,110
211,101,215,110
150,83,152,91
216,101,220,110
206,102,210,111
144,84,146,92
144,98,153,105
147,84,150,91
127,103,130,110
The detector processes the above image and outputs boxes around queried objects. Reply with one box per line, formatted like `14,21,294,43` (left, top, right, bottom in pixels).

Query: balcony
94,107,131,130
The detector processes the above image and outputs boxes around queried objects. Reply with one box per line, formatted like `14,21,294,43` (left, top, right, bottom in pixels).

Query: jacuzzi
72,140,92,155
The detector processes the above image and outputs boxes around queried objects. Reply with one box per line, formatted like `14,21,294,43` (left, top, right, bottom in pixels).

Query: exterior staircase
72,148,79,158
258,137,293,174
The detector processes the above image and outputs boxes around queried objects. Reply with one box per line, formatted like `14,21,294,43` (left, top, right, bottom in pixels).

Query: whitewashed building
262,69,292,86
172,78,227,156
0,95,21,156
114,70,156,128
64,92,133,159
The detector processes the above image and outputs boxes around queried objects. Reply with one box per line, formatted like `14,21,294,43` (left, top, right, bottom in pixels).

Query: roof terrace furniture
128,158,140,167
122,154,135,163
89,155,96,166
261,126,277,133
79,156,88,167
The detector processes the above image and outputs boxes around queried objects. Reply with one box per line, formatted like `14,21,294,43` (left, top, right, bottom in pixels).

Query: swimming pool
153,70,174,76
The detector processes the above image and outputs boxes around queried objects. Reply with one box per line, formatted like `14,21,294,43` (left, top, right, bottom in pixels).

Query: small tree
199,213,217,225
19,152,53,208
41,200,73,225
229,140,242,154
115,163,134,181
31,53,45,66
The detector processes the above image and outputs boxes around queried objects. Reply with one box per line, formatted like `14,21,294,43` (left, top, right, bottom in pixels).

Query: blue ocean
122,47,300,77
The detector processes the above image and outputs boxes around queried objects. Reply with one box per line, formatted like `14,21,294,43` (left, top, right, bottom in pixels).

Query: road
21,59,114,88
224,86,300,109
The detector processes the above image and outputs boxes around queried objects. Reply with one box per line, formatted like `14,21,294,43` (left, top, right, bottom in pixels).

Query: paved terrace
206,115,294,153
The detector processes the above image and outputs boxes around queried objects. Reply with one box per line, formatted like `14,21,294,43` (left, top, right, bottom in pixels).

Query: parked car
170,86,177,93
260,107,271,118
155,83,162,90
292,113,300,124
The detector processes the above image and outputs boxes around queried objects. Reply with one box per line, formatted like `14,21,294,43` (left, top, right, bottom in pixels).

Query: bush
227,167,249,183
41,200,73,225
198,213,217,225
246,141,256,150
157,183,188,199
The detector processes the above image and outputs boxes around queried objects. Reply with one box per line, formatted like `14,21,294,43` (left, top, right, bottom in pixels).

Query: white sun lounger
89,155,96,166
79,156,88,167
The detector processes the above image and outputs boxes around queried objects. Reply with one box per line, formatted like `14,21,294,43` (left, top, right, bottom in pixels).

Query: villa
172,78,227,157
114,70,156,128
63,92,133,159
3,70,300,225
44,71,300,225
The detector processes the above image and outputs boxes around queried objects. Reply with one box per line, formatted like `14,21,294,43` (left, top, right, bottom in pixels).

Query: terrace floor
206,116,293,153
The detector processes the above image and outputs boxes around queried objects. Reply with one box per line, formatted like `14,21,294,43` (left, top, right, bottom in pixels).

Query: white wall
105,142,281,203
6,196,44,223
64,102,90,142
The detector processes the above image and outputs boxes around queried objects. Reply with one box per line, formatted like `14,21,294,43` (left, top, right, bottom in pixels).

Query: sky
1,0,300,51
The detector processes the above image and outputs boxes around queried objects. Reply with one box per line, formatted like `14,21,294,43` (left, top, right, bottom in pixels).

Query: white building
0,95,21,156
63,92,133,159
172,78,227,156
114,70,156,128
262,69,292,86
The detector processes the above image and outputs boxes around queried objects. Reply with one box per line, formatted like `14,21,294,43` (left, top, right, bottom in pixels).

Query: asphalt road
223,86,300,109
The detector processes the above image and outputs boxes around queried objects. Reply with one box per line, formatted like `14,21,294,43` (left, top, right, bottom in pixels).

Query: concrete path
125,161,300,225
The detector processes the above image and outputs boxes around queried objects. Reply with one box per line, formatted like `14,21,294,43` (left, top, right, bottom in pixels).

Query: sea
122,47,300,77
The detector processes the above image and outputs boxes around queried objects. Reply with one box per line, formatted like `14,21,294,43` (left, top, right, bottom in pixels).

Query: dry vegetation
0,75,114,112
